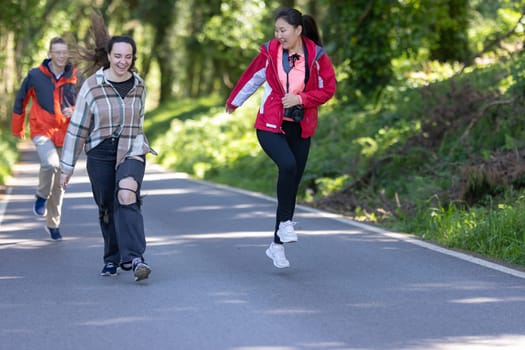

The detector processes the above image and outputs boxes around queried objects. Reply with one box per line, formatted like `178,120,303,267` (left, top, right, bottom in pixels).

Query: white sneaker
277,220,298,243
132,258,152,282
266,242,290,268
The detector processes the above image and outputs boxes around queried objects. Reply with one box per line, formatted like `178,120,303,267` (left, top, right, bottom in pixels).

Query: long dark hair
274,7,323,46
76,11,137,76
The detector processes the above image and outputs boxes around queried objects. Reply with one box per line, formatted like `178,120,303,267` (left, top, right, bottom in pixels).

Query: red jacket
12,59,78,146
226,37,336,138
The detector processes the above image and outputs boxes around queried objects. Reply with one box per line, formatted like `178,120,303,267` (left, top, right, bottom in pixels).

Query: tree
0,0,79,121
429,0,470,63
324,0,475,102
131,0,178,102
195,0,272,97
325,0,396,101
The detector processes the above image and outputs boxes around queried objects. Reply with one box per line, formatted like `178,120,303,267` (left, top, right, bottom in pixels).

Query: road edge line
155,166,525,280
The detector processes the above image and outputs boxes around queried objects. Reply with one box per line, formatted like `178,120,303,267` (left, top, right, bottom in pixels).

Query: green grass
392,195,525,266
144,93,276,194
0,127,19,186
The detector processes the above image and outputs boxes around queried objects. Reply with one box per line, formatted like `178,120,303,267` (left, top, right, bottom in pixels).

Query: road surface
1,142,524,350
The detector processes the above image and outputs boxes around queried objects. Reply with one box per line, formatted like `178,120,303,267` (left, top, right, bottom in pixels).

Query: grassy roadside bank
0,128,18,189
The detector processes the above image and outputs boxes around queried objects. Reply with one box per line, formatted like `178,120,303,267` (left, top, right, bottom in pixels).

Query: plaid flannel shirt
60,68,156,176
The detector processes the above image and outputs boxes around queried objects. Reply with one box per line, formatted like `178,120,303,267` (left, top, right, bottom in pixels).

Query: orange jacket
12,59,78,146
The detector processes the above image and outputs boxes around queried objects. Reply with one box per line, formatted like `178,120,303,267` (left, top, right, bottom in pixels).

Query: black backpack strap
282,50,292,73
282,43,309,91
303,43,309,86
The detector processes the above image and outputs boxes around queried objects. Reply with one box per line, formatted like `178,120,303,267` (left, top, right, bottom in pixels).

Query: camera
284,105,304,122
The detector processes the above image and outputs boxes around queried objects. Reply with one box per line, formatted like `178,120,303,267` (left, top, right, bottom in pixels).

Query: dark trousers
86,138,146,264
257,121,311,243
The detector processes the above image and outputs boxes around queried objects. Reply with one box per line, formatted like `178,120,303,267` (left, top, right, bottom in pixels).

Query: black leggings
257,121,311,243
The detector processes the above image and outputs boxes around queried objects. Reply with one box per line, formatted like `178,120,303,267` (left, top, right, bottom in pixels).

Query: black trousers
257,121,311,243
86,137,146,265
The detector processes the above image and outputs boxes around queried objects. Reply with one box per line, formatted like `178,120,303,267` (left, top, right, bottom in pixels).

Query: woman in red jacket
226,7,336,268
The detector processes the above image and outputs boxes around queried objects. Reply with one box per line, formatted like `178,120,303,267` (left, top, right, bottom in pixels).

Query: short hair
49,37,67,51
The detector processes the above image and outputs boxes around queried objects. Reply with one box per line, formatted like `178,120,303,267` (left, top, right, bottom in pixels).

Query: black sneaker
100,262,119,276
33,195,47,216
45,226,62,241
132,258,151,281
120,261,132,271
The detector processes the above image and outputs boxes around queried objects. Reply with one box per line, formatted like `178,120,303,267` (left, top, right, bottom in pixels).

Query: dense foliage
3,1,521,115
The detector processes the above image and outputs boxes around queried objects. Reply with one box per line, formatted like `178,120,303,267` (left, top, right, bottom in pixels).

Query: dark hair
274,7,323,46
76,11,137,76
105,36,138,70
49,37,67,51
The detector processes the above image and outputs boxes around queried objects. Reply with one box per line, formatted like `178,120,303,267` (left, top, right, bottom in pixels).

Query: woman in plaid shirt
60,28,156,282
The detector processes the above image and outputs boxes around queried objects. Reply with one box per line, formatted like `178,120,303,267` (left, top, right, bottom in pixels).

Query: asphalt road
1,142,524,350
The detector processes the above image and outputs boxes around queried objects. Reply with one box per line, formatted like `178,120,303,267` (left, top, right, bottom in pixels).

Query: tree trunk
430,0,470,62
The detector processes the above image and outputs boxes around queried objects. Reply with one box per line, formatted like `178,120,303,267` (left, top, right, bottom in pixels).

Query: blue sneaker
132,257,151,281
33,195,47,216
45,226,62,240
100,262,119,276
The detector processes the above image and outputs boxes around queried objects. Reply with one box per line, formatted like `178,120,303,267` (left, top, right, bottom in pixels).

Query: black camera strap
282,44,309,93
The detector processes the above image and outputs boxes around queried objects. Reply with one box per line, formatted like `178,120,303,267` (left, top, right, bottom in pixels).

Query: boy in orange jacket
12,37,78,240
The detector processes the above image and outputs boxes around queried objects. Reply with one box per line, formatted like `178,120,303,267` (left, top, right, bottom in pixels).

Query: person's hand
225,105,235,114
62,107,73,118
60,172,71,189
282,94,301,108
